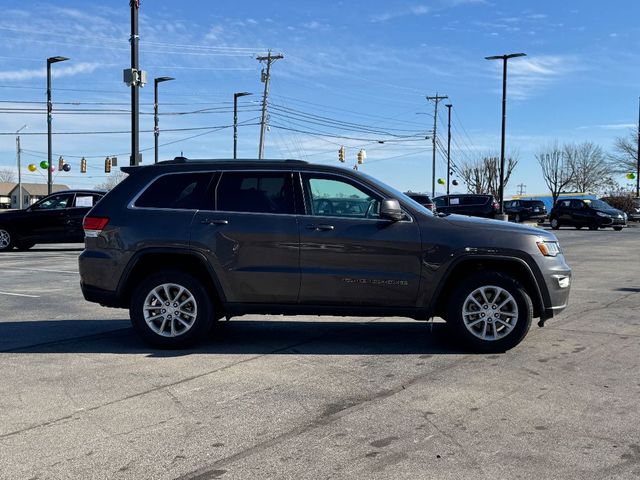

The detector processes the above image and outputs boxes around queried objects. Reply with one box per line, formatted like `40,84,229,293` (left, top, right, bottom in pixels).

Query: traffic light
357,149,366,165
58,156,64,171
104,156,112,173
338,146,345,162
80,157,87,173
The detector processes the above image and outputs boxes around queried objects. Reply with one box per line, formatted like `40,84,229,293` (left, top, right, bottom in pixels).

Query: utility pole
234,92,252,159
154,76,174,164
256,51,284,159
517,183,526,196
426,93,448,197
445,103,452,196
126,0,146,166
16,125,27,209
46,56,68,195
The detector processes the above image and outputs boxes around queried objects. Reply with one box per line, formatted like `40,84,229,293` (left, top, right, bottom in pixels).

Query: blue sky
0,0,639,196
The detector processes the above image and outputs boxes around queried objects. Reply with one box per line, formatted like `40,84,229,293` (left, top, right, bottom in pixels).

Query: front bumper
534,254,572,322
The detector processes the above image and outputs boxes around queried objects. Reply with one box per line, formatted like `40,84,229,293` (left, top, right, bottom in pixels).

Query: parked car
79,158,571,352
404,192,435,212
600,195,640,222
549,198,627,231
0,189,105,252
504,200,547,223
433,194,500,218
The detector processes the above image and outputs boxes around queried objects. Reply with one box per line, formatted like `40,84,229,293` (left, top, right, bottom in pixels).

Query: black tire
514,214,521,223
588,223,598,231
575,225,582,230
446,271,533,353
0,226,15,252
613,226,623,231
130,270,214,349
550,217,560,230
15,241,35,251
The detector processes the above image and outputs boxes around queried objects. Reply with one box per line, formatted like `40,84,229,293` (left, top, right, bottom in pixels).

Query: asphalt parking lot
1,227,639,480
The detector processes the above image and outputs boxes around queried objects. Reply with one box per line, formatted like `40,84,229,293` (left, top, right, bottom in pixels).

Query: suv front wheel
446,272,533,353
130,270,213,349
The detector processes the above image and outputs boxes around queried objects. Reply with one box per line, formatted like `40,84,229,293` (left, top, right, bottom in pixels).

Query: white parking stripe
1,267,77,274
0,291,40,298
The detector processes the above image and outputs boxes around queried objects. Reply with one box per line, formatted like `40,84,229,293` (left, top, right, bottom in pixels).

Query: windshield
356,171,434,216
586,199,612,210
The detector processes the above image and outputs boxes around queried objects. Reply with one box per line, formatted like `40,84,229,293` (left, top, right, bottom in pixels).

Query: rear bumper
80,282,122,308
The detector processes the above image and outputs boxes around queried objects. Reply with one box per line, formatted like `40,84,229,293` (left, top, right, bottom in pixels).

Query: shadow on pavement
0,318,470,356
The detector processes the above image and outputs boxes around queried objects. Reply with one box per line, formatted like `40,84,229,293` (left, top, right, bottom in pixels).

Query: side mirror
380,198,403,222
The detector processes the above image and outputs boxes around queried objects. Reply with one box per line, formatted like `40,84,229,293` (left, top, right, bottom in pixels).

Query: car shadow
24,247,84,252
0,319,471,356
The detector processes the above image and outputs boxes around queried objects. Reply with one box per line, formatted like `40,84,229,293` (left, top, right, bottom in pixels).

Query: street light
154,76,175,164
233,92,252,159
485,52,526,219
16,125,27,209
47,56,69,195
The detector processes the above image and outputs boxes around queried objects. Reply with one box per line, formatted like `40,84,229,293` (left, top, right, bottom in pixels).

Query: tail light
83,216,109,238
492,201,500,211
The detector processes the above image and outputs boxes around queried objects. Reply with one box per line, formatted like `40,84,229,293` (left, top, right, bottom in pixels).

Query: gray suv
79,159,571,352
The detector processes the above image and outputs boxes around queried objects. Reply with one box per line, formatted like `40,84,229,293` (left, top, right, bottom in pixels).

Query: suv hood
441,213,552,237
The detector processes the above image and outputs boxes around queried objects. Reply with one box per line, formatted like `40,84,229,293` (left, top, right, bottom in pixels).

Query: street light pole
485,52,526,218
154,76,174,164
233,92,252,159
46,56,69,195
16,124,27,209
636,96,639,198
445,104,452,196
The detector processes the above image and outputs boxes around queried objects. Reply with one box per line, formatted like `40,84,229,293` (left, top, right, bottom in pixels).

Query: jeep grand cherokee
79,159,571,352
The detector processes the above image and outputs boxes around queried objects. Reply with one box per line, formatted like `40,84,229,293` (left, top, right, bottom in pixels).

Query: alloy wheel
0,229,11,250
461,285,518,341
143,283,198,337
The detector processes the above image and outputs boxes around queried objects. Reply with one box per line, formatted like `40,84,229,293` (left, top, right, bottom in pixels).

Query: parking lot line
0,267,77,275
0,291,40,298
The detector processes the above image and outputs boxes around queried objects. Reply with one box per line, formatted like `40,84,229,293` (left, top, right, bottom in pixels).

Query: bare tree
457,153,518,197
563,142,613,193
94,171,128,191
0,167,16,183
610,127,637,173
535,142,573,204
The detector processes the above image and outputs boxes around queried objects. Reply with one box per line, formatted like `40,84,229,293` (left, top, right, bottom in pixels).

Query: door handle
200,219,229,225
305,224,335,231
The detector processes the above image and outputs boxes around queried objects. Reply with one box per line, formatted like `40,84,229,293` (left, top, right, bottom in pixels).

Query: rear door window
216,171,294,214
135,172,215,210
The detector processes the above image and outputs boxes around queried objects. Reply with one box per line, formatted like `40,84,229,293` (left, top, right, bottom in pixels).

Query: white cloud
371,5,431,23
495,55,583,100
576,123,635,131
0,63,100,81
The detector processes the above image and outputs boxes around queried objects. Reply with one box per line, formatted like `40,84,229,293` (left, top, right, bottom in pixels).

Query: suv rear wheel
446,272,533,353
550,217,560,230
130,270,213,349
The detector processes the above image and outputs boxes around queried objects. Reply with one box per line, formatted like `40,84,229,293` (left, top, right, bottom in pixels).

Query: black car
404,192,435,212
433,194,499,218
79,158,571,352
549,198,627,231
504,200,547,223
0,189,105,251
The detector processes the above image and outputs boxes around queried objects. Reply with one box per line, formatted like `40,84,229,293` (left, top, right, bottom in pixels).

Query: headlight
596,211,609,217
537,240,561,257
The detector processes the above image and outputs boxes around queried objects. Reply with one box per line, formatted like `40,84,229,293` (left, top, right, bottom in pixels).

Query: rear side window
216,171,294,214
135,172,214,210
